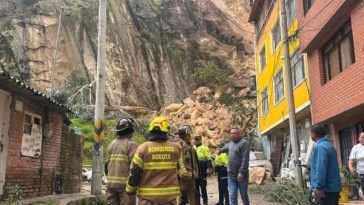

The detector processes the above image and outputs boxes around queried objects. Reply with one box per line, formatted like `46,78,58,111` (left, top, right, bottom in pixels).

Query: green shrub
192,60,231,88
249,180,310,205
71,118,147,165
6,185,23,205
341,165,359,187
217,89,256,133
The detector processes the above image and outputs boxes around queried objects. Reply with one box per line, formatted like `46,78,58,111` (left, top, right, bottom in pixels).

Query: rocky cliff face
0,0,254,109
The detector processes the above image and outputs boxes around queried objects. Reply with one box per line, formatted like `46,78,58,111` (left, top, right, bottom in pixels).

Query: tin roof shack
0,71,81,199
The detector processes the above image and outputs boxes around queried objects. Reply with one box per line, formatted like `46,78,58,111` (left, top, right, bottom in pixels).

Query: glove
180,172,193,180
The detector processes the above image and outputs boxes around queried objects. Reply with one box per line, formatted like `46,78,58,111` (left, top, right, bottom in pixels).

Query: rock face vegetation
0,0,254,108
0,0,257,147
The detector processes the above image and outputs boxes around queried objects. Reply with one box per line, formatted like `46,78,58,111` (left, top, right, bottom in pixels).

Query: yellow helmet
148,116,170,133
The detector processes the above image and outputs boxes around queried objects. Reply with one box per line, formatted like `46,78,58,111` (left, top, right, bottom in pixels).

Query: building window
304,0,315,15
261,87,269,115
23,114,32,134
249,76,257,92
286,0,296,27
356,122,364,136
271,17,281,53
323,21,355,82
297,118,311,153
274,69,284,103
260,46,266,72
22,113,43,158
256,8,266,37
291,50,305,86
256,0,276,38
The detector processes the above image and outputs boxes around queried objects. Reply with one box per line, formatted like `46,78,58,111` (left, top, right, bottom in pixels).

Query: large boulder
161,103,183,115
159,88,233,149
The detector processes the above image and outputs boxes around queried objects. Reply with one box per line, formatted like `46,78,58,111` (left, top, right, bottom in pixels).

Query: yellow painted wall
255,2,310,135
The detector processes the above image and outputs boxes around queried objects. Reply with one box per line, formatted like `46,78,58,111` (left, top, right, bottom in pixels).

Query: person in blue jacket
310,124,342,205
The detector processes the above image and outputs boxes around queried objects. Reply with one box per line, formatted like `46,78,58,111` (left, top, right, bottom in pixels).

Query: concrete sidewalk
0,193,97,205
340,201,363,205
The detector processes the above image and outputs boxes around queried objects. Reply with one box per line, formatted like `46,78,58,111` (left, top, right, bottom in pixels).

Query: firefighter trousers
139,198,177,205
179,178,197,205
107,188,135,205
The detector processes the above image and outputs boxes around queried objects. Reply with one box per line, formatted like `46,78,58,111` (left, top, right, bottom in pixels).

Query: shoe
215,203,222,205
203,202,208,205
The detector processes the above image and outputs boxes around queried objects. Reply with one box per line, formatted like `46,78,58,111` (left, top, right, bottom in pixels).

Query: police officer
215,143,229,205
106,118,138,205
194,135,212,205
177,125,200,205
126,116,188,205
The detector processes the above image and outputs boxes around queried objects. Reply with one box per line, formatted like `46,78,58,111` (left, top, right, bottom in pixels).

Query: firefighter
194,135,212,205
214,143,229,205
106,118,138,205
126,116,188,205
177,125,200,205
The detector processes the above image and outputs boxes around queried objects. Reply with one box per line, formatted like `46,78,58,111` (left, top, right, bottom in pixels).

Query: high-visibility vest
127,141,187,202
194,144,211,161
215,153,228,179
220,153,228,166
107,138,138,189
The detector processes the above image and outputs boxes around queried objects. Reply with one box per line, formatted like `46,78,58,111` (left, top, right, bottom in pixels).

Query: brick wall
60,126,83,193
4,94,64,198
297,0,364,124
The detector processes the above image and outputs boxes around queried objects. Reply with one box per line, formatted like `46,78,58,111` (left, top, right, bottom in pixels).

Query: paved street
81,176,280,205
206,176,280,205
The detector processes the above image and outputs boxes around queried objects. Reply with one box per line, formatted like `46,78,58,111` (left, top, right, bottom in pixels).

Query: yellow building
249,0,311,175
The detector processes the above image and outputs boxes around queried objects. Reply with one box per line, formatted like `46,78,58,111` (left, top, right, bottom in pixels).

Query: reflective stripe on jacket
107,138,138,189
127,141,187,202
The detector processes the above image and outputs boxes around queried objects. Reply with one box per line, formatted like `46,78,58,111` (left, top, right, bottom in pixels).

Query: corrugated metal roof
0,70,72,113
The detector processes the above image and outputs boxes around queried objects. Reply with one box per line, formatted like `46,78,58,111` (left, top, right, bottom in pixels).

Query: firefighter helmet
148,116,170,133
112,118,135,135
178,125,192,136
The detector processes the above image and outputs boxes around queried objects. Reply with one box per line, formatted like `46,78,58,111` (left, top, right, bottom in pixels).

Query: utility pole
279,0,303,187
91,0,107,195
50,8,63,93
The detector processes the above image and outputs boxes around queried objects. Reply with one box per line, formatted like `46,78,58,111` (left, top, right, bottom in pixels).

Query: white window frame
22,112,43,158
274,69,284,104
291,50,306,88
261,87,269,116
260,44,267,73
286,0,296,27
271,17,281,54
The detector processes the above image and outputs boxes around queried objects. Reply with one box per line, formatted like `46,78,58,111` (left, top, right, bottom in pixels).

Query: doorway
0,90,11,196
339,127,353,165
